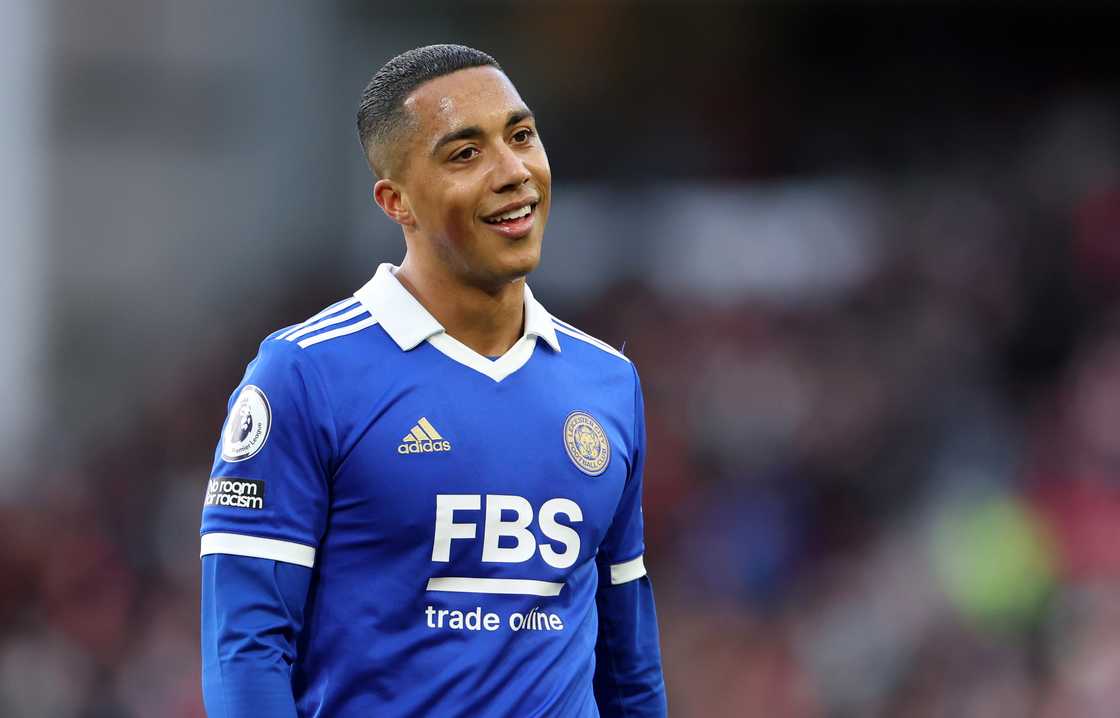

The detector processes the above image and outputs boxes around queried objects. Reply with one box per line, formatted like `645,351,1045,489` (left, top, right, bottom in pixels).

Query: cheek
531,155,551,213
531,151,551,187
437,187,479,245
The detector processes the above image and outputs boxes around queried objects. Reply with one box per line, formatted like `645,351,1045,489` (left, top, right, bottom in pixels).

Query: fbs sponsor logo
204,477,265,510
398,417,452,455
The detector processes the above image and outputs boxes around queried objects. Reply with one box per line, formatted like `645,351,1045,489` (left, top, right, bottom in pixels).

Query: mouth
481,201,539,239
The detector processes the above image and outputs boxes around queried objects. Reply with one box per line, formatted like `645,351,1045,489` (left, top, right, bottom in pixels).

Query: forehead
403,66,527,142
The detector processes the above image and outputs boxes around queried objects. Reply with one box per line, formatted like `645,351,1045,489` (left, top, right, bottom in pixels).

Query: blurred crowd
590,180,1120,716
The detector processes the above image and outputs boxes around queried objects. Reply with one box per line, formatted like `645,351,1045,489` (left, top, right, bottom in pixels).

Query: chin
493,243,542,281
498,256,539,282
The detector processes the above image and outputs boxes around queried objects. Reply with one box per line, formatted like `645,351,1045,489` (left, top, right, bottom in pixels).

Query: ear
373,179,415,227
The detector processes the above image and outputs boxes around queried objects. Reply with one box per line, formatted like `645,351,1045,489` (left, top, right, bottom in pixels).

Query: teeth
490,205,532,222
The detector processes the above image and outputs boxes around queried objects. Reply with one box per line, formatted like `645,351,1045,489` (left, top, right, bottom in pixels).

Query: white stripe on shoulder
552,320,630,362
297,315,379,349
552,317,625,354
200,532,316,567
277,298,360,340
610,554,647,585
284,305,369,342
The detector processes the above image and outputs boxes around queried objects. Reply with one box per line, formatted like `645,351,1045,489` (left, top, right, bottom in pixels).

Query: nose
491,142,531,193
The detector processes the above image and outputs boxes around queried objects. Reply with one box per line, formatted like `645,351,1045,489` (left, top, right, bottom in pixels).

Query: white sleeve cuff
200,532,316,568
609,554,647,585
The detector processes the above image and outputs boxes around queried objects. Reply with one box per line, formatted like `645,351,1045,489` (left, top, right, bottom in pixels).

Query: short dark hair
357,44,502,178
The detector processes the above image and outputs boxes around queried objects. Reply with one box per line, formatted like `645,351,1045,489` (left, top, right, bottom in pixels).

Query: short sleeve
200,338,334,568
596,365,649,586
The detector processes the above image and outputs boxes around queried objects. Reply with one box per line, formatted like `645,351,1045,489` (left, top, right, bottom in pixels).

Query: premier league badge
222,385,272,462
563,411,610,476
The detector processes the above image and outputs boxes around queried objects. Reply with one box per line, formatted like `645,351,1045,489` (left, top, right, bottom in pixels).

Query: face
381,66,551,289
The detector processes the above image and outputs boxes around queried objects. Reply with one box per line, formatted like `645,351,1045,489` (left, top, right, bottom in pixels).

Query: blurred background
2,0,1119,715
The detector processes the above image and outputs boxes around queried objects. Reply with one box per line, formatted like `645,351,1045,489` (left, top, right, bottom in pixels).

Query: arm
594,571,667,717
593,365,667,717
201,555,311,718
199,338,334,716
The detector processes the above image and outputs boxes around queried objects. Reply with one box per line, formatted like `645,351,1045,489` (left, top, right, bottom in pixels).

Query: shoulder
549,316,644,445
550,316,631,366
265,297,379,351
242,296,384,392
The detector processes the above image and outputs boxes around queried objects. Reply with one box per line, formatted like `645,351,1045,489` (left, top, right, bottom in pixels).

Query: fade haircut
357,44,502,179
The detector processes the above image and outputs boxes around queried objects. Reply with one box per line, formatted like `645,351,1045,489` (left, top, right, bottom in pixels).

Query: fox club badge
563,411,610,476
222,385,271,462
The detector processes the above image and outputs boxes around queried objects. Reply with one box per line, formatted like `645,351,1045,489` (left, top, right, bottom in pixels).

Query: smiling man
200,45,667,718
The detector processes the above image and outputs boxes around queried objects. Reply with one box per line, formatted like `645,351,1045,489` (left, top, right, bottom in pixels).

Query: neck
396,253,525,357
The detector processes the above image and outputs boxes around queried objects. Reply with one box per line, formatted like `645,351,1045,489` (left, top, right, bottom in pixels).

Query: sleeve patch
221,385,272,461
204,478,266,510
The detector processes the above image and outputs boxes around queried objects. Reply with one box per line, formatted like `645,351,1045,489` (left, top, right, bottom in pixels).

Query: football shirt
201,263,650,717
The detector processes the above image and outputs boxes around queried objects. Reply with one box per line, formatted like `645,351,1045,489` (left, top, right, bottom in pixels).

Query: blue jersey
200,263,656,717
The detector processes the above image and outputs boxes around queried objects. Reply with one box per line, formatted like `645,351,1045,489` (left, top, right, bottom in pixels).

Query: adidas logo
397,417,452,455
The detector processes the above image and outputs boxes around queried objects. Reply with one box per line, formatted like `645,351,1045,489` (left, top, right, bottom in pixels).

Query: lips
483,199,538,223
484,203,534,223
481,200,538,239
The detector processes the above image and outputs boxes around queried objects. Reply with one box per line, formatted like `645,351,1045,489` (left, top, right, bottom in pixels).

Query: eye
453,146,479,162
511,128,535,144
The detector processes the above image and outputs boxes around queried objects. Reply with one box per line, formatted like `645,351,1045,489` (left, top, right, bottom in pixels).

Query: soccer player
200,44,667,717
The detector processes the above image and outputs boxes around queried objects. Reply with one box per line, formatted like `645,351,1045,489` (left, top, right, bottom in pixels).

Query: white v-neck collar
353,263,560,382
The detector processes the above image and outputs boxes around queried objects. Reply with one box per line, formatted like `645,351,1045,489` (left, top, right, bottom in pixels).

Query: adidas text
398,439,452,455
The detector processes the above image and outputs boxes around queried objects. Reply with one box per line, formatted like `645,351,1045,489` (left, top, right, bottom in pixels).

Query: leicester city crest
222,385,271,462
563,411,610,476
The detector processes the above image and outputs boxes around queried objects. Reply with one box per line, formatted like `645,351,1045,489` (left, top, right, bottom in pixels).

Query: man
200,44,667,717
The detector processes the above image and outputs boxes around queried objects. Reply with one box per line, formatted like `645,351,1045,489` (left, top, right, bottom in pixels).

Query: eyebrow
431,108,535,155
